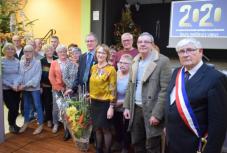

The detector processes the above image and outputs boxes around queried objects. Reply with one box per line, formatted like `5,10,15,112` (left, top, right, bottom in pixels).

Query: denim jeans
23,90,43,124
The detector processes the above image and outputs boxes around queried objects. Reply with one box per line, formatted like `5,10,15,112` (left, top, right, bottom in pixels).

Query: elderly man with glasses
165,38,227,153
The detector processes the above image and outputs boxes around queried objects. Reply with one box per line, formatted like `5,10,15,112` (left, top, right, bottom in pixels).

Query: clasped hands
12,84,25,92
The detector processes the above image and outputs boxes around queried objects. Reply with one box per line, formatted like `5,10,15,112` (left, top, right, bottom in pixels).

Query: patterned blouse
62,61,78,89
89,64,116,102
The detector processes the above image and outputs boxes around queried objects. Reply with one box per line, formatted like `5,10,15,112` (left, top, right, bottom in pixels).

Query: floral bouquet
65,86,92,152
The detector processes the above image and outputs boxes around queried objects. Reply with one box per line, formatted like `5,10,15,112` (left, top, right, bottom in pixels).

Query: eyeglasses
137,41,152,44
122,39,132,42
177,48,198,55
6,48,15,51
97,51,107,55
24,50,33,53
119,61,130,65
86,40,95,43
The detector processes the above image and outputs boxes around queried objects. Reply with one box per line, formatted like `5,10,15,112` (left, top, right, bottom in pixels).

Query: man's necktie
83,52,92,83
184,71,190,84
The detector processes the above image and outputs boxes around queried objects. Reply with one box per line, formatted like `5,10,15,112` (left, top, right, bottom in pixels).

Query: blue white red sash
175,67,201,138
175,67,208,152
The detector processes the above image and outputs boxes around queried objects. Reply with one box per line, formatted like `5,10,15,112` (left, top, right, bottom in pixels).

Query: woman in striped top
2,43,21,133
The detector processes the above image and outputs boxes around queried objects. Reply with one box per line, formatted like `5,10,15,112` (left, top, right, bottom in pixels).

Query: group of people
2,35,82,135
1,31,227,153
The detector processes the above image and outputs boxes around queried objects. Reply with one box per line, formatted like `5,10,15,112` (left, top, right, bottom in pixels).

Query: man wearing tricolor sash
123,32,171,153
166,38,227,153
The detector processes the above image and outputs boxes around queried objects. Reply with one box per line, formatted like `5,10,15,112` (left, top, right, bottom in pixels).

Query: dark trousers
131,105,161,153
42,87,53,121
113,110,131,149
20,93,24,115
3,89,20,126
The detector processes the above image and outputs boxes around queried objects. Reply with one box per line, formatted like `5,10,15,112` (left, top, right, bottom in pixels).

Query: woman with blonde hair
40,44,57,128
2,43,21,133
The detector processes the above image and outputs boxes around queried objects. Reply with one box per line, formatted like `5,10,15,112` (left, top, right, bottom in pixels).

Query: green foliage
0,0,19,33
0,0,37,35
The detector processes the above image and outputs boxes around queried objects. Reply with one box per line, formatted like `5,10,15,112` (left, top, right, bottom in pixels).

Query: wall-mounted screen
168,0,227,49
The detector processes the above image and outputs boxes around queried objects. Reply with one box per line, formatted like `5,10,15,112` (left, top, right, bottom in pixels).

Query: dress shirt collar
185,60,203,78
87,50,95,56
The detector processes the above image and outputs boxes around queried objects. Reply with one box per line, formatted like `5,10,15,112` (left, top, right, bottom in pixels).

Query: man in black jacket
12,35,24,116
166,38,227,153
12,35,24,60
64,32,98,95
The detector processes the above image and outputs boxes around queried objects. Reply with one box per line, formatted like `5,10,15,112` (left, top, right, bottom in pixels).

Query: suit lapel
169,64,208,94
142,50,159,82
142,61,156,82
187,64,208,89
131,50,159,83
19,49,24,59
82,53,87,66
168,69,179,92
131,59,139,83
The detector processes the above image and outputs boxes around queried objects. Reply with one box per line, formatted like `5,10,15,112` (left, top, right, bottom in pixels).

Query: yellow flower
66,106,78,121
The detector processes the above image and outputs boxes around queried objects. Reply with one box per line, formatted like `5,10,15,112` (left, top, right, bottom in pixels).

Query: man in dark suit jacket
165,38,227,153
12,35,24,60
63,33,97,95
12,35,24,116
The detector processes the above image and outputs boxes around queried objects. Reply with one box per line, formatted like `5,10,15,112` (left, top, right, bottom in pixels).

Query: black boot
63,128,71,141
9,125,19,134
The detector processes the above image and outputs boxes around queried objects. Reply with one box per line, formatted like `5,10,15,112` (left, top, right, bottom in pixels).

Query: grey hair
56,44,67,52
138,32,154,42
176,38,202,52
71,47,81,54
42,44,54,52
120,54,133,62
86,32,98,43
121,33,133,40
24,44,34,52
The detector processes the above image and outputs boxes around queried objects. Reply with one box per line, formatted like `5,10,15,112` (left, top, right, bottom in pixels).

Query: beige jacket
123,50,171,140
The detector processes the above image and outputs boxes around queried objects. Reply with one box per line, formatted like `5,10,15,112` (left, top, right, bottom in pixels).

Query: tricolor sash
175,67,207,152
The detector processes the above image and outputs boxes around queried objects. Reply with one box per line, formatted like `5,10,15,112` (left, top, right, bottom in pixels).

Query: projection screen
168,0,227,49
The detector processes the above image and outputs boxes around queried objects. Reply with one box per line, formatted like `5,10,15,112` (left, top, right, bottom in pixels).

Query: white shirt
16,48,22,57
170,60,203,105
57,59,68,73
135,52,154,105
